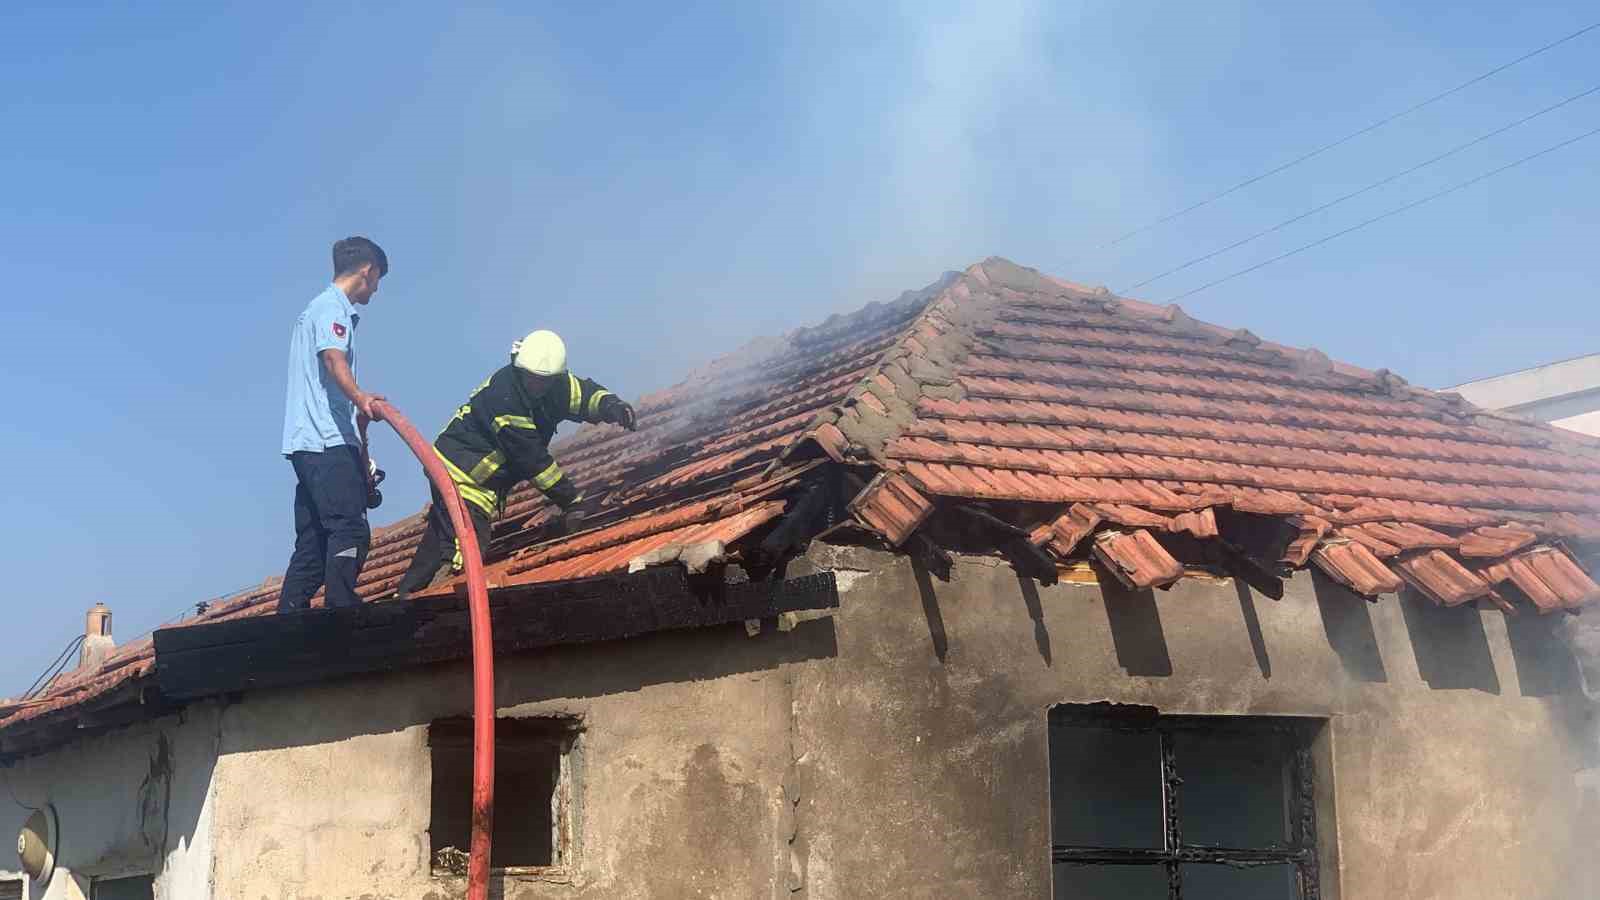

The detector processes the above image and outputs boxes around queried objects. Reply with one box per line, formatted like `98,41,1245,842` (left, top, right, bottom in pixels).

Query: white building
1450,353,1600,437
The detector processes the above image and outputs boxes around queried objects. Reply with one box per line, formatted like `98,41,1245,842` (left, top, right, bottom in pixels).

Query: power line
1076,20,1600,257
1161,123,1600,303
23,634,85,700
1,768,34,811
1123,82,1600,292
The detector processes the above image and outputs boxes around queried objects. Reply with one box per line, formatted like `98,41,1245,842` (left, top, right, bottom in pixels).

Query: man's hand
600,395,637,431
356,391,387,422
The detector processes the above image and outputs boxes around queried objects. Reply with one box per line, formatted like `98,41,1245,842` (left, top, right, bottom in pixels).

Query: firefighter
393,329,637,599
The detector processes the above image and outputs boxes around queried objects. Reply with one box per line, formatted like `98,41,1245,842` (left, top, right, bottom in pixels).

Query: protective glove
599,394,637,431
544,477,579,511
546,491,586,537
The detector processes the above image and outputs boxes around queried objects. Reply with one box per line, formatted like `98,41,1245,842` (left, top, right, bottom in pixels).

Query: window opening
92,875,154,900
0,880,20,900
1049,704,1322,900
429,716,578,873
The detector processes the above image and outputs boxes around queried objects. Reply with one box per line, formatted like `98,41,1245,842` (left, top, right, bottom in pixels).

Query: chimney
80,602,114,670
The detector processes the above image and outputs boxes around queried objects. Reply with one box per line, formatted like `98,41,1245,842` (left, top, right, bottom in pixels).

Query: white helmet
511,330,567,375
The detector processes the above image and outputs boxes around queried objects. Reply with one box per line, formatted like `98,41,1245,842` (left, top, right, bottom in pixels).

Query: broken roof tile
1035,504,1106,557
1336,526,1402,559
1092,530,1185,590
850,471,935,547
1458,525,1540,558
1481,555,1567,613
1168,507,1219,539
1282,515,1333,567
1515,546,1600,609
1310,540,1403,597
1394,550,1494,607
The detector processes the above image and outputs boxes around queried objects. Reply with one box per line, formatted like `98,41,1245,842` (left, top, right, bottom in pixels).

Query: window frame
90,873,155,900
427,716,582,880
1049,705,1323,900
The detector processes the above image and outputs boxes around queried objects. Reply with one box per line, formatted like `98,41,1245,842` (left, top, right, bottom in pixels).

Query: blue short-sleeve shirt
282,284,361,455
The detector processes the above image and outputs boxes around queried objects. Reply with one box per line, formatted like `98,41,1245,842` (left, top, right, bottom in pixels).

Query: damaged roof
7,257,1600,750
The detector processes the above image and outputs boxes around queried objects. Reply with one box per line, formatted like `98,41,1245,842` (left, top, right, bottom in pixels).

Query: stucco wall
9,543,1597,899
0,703,219,900
786,546,1600,900
202,618,835,900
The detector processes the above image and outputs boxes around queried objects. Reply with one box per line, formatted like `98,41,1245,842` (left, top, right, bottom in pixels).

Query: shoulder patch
332,322,347,339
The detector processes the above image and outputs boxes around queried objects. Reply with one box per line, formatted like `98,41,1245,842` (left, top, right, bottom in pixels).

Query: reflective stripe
533,460,564,491
492,414,539,432
567,373,582,416
586,389,612,419
434,449,499,517
451,538,464,573
469,450,505,484
438,403,472,438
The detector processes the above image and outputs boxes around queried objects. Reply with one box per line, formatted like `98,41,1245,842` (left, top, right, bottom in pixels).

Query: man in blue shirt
279,236,388,612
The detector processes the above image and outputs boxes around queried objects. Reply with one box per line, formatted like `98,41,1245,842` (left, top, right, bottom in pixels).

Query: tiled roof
0,273,956,741
808,258,1600,608
7,257,1600,747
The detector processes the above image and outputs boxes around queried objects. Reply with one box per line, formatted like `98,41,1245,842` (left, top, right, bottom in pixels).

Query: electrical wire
1073,20,1600,259
2,768,34,811
1161,123,1600,303
22,634,85,700
1123,83,1600,291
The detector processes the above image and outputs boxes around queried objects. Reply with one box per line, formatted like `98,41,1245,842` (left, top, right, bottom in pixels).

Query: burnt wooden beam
154,567,839,703
908,532,954,581
1219,542,1287,600
952,505,1059,585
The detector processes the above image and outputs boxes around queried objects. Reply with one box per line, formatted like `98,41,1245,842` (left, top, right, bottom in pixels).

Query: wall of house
786,545,1600,900
200,616,834,900
0,704,220,900
11,541,1596,899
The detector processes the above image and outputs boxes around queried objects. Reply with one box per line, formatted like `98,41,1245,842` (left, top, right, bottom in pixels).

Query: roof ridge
775,261,1012,467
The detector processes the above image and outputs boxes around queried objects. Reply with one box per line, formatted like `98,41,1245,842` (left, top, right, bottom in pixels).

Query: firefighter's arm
495,418,580,509
565,373,636,430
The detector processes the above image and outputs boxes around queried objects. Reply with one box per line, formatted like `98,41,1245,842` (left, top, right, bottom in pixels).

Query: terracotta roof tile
1458,525,1540,558
1311,540,1404,597
850,472,935,546
1394,551,1494,607
1032,505,1104,557
1092,530,1185,590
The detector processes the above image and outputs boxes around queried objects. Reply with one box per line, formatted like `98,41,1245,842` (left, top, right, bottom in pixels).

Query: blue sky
2,1,1596,694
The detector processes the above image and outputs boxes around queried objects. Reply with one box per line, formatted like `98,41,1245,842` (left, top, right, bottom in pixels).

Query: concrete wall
202,616,836,900
789,547,1600,900
8,544,1598,899
1449,352,1600,437
0,704,220,900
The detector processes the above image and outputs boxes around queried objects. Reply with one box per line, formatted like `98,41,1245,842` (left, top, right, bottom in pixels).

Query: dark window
92,875,154,900
429,717,577,872
0,880,20,900
1050,705,1322,900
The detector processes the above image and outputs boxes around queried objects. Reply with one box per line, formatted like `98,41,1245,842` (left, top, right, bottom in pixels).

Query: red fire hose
373,400,496,899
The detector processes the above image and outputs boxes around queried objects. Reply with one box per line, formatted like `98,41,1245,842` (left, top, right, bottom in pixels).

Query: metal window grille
1049,704,1322,899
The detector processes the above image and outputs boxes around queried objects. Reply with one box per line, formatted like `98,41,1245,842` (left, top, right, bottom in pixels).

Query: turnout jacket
434,365,615,516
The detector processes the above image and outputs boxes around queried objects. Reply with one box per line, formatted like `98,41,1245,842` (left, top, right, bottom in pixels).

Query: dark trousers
395,484,492,599
279,446,371,611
